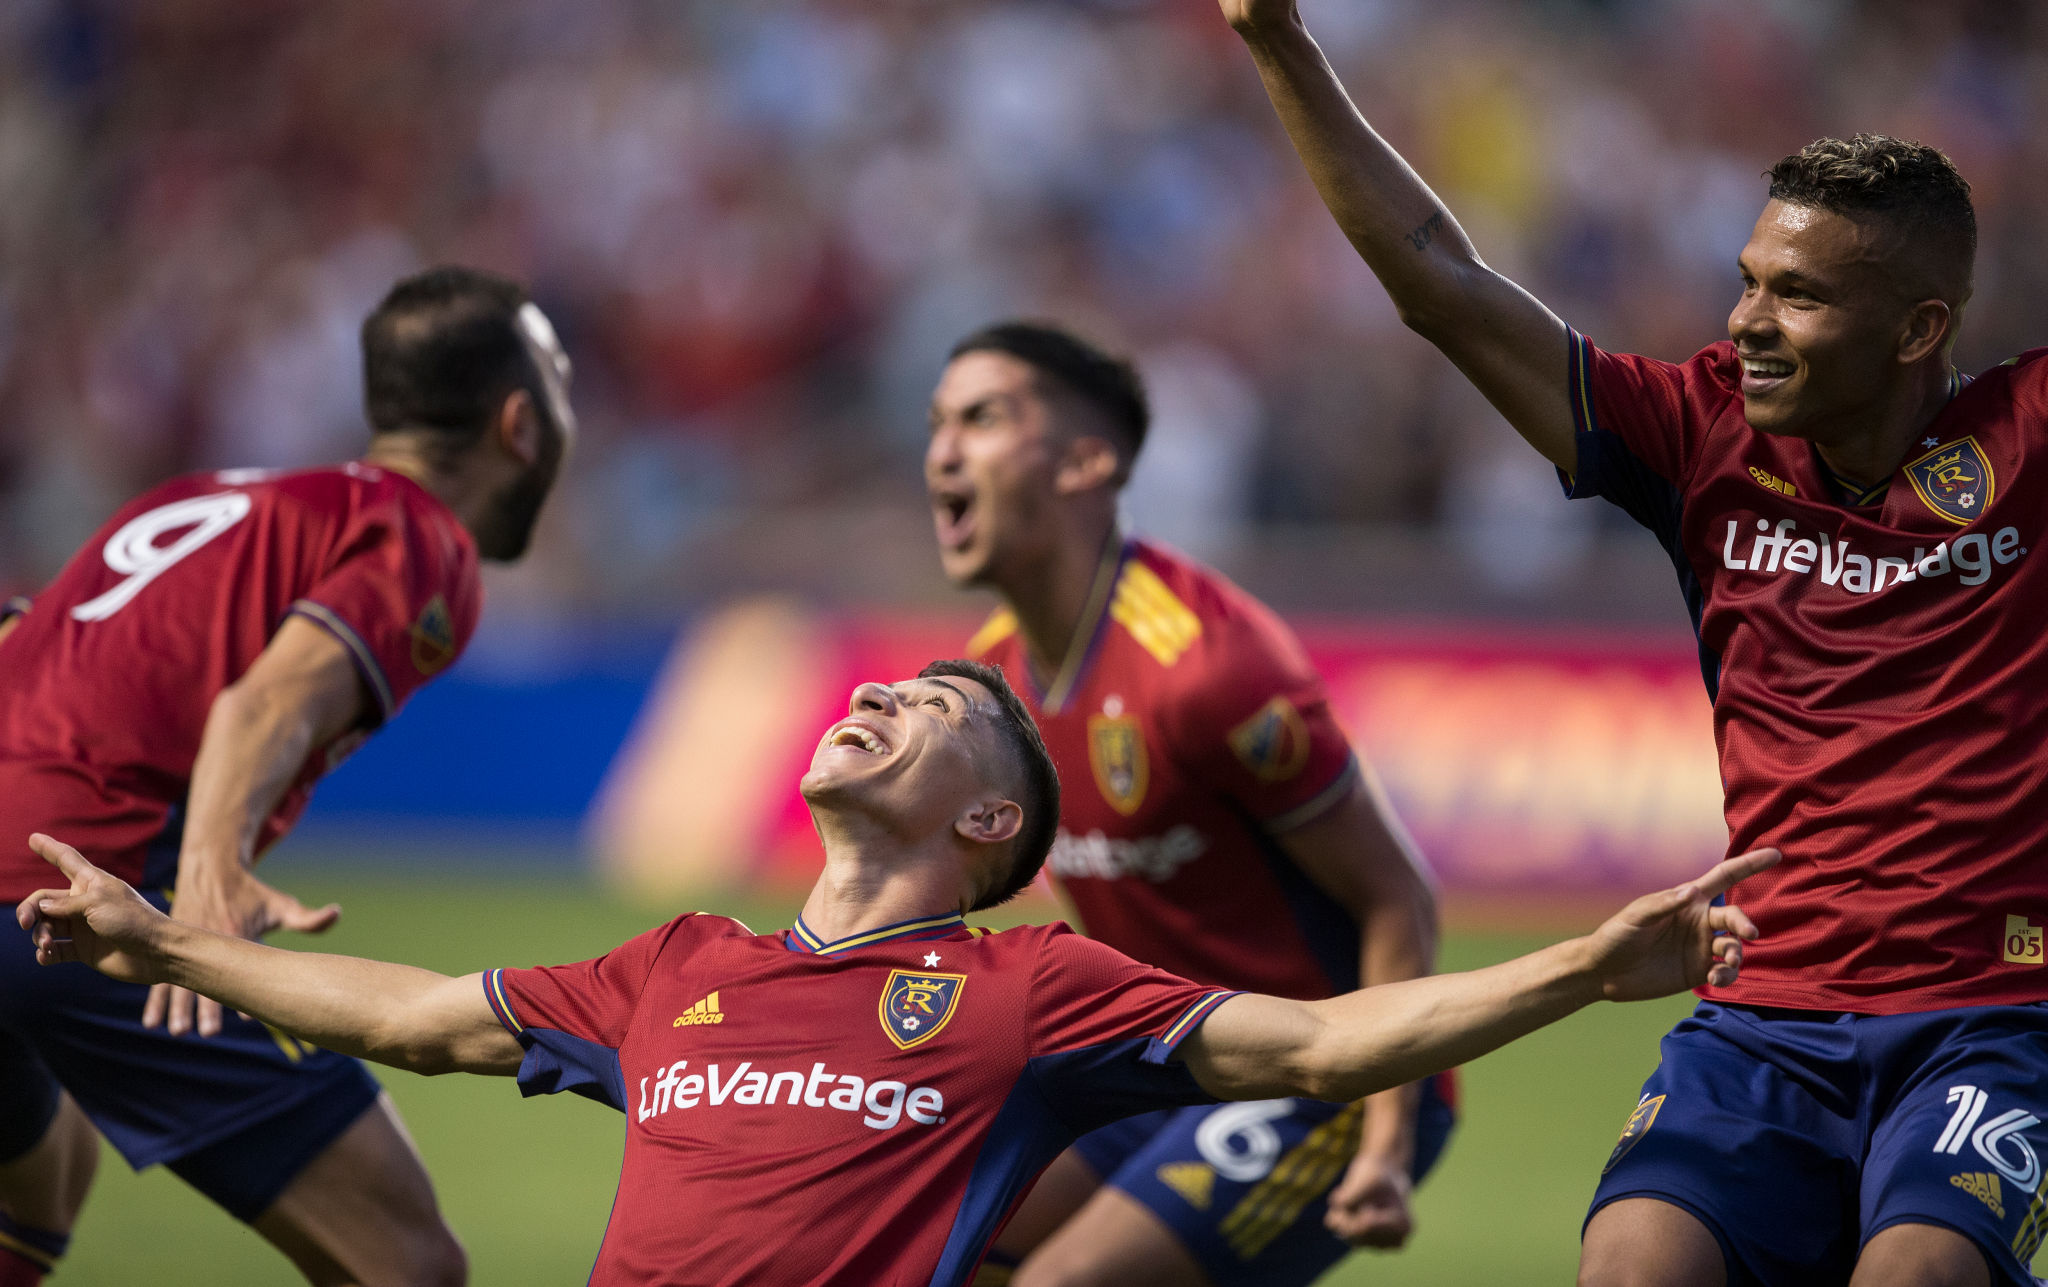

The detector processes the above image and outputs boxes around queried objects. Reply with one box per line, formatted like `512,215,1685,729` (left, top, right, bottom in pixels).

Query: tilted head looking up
801,659,1059,912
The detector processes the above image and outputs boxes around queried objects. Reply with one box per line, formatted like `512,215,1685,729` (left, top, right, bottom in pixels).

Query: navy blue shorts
1074,1072,1456,1287
0,892,381,1222
1591,1002,2048,1286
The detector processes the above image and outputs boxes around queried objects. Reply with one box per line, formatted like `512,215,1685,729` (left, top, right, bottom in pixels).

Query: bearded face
471,412,563,562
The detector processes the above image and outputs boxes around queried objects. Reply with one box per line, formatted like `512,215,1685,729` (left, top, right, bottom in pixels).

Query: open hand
1585,849,1778,1002
17,834,173,985
1324,1149,1414,1248
144,864,339,1037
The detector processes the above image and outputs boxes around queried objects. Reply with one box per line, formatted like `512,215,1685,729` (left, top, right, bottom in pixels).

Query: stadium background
1,0,2041,1280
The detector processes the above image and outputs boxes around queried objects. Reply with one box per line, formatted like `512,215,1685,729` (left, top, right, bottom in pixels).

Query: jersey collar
1817,367,1971,511
785,911,968,956
1034,526,1128,716
1819,456,1892,509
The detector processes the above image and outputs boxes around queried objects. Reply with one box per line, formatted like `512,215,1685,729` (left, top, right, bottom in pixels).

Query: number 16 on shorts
1933,1084,2041,1189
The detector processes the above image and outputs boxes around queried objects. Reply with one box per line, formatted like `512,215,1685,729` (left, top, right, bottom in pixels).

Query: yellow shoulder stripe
1110,562,1200,667
966,608,1018,657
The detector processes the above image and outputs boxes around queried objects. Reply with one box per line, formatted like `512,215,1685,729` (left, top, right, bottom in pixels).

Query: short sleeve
0,596,28,624
1025,925,1237,1133
1166,610,1358,834
1561,330,1742,508
484,915,702,1111
286,495,477,726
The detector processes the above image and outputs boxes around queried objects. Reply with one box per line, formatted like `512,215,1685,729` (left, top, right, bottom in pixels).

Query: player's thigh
1580,1199,1727,1287
1586,1005,1865,1285
250,1092,465,1287
0,1021,100,1222
990,1106,1172,1267
988,1147,1108,1265
1041,1095,1437,1287
1849,1224,1991,1287
1012,1186,1210,1287
0,1086,98,1232
1860,1010,2048,1287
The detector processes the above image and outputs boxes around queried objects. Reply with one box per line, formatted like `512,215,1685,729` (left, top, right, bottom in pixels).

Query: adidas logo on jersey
636,1059,944,1132
674,992,725,1026
1719,517,2025,594
1951,1171,2004,1218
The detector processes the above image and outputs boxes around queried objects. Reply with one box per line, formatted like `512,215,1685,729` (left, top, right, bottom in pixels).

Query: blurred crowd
2,0,2045,610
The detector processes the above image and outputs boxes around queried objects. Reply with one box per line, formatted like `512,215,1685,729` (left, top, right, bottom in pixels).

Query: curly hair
1766,135,1975,292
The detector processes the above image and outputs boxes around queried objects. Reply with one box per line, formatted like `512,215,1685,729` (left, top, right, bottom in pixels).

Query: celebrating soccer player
1218,1,2048,1283
18,660,1773,1287
0,267,574,1286
926,322,1448,1287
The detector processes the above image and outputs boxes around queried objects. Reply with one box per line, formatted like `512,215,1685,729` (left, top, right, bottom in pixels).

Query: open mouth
931,487,977,551
1739,354,1796,396
827,722,888,754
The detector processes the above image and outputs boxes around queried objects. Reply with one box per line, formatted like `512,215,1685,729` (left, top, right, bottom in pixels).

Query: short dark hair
362,266,539,445
1766,134,1976,294
918,658,1060,911
949,321,1149,475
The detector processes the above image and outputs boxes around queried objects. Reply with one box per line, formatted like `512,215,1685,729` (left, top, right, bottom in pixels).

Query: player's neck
1809,362,1955,488
800,828,968,944
360,433,505,535
1002,516,1122,677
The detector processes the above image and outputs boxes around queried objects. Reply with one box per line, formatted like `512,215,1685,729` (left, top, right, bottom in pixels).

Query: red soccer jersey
0,463,478,900
1565,330,2048,1012
483,911,1235,1287
971,537,1362,1000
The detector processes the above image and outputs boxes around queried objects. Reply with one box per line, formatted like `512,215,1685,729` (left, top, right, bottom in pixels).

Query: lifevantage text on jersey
1719,517,2026,594
635,1059,945,1132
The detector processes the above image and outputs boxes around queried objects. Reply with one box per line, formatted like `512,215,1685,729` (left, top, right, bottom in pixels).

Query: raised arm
19,835,521,1077
149,614,368,1036
1180,849,1777,1102
1221,0,1577,471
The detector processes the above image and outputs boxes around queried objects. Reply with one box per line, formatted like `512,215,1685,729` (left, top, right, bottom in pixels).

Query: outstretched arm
1221,0,1577,471
19,835,522,1077
1179,849,1777,1102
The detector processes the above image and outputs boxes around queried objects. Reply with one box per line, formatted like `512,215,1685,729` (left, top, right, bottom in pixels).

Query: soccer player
925,322,1447,1287
1217,0,2047,1282
0,267,575,1286
17,659,1775,1287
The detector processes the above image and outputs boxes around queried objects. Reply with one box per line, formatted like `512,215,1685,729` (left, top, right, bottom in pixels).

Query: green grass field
59,866,1699,1285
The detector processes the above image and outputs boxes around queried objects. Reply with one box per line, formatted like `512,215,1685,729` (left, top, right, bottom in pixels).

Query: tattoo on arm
1405,211,1446,252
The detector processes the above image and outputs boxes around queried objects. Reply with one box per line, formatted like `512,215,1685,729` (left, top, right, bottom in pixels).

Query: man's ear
1054,435,1122,496
955,798,1023,847
1897,299,1952,366
496,389,542,466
